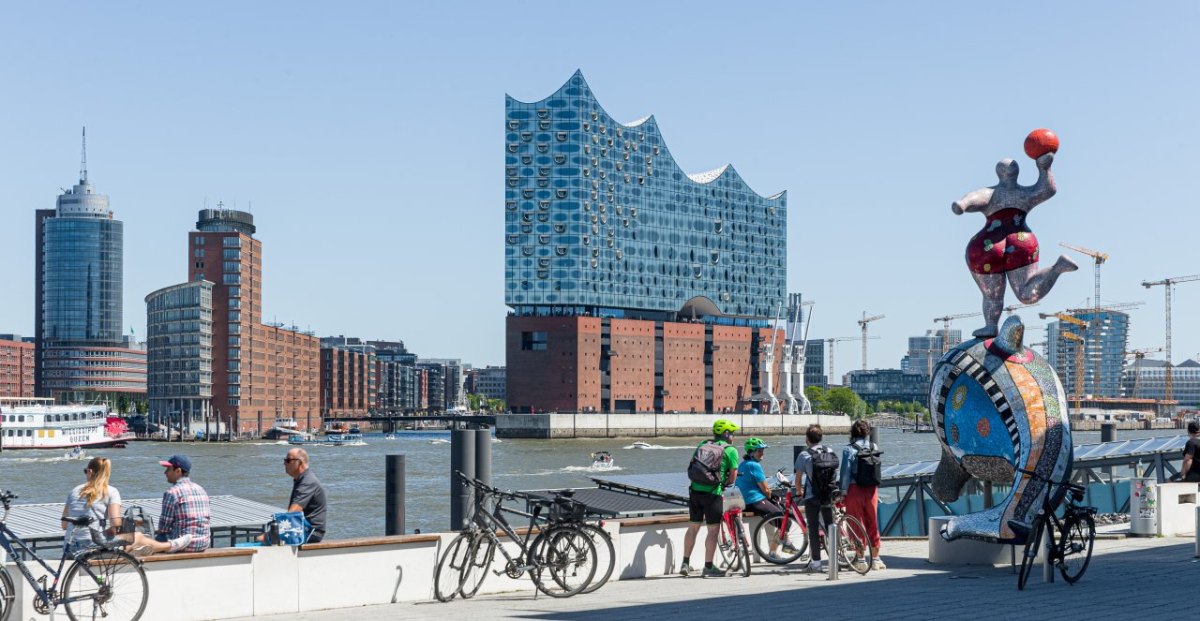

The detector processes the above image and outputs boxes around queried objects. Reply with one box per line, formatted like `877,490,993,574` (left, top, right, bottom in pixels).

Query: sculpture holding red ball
951,129,1077,338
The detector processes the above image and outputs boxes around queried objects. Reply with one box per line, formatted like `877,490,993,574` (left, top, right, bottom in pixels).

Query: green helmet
712,419,740,435
744,437,769,452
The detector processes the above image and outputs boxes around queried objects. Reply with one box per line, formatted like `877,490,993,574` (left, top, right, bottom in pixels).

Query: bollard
474,425,493,488
1101,423,1115,479
826,520,839,581
869,426,879,447
983,482,994,509
450,427,477,531
385,454,406,535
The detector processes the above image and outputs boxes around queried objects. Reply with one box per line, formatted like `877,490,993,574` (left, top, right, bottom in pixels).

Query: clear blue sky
2,2,1198,381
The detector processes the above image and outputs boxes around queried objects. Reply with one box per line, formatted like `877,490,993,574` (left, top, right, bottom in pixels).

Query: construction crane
932,304,1037,354
1039,311,1089,407
1142,274,1200,404
1061,301,1142,396
1124,347,1164,398
825,336,880,385
1060,243,1109,311
857,312,885,370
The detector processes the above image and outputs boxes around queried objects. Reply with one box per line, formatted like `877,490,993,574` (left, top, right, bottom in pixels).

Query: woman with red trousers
840,420,885,571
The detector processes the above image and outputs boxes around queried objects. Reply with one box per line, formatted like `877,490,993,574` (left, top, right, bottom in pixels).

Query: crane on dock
1142,274,1200,404
857,312,885,370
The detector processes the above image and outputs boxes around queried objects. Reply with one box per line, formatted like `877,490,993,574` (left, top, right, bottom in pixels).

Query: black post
1101,422,1115,479
474,425,493,488
450,427,477,531
386,454,406,535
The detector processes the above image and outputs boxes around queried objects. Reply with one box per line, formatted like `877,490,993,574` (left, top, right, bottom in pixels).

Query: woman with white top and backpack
61,457,123,555
840,420,885,570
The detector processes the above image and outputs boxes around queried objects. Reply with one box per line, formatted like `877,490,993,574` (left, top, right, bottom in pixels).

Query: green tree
116,394,131,415
135,400,148,415
826,386,864,417
804,386,827,413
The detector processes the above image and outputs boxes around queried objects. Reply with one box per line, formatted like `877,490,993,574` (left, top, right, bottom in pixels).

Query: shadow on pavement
507,542,1194,620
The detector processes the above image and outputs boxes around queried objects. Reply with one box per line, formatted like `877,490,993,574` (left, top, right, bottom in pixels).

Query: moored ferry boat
0,397,135,450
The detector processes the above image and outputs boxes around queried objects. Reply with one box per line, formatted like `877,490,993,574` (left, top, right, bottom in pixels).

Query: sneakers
872,559,887,571
806,559,824,573
130,544,154,557
851,559,869,573
167,533,193,553
702,565,726,578
781,542,799,555
679,561,693,577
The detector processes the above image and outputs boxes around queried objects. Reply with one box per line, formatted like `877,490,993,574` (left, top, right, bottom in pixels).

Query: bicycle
750,470,873,575
1014,469,1096,590
0,490,149,621
523,490,615,595
433,472,597,602
712,490,752,577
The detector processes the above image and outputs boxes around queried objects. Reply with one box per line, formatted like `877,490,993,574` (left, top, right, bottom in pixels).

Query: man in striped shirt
155,455,211,553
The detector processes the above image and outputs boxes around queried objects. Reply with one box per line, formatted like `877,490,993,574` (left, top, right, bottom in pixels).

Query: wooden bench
140,547,257,563
300,533,440,551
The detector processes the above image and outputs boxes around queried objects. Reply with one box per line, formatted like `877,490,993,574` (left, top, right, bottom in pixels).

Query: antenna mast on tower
79,127,88,183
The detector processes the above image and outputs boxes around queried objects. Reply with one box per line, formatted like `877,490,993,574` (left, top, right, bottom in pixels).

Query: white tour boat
0,398,135,450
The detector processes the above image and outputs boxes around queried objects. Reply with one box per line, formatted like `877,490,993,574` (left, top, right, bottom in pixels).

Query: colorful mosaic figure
930,316,1073,544
952,151,1077,338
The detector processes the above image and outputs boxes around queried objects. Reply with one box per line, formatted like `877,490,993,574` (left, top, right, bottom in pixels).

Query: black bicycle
1014,469,1097,590
0,490,149,621
433,472,597,602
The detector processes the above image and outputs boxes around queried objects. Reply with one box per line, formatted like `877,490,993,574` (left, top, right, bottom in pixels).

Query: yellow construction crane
857,312,885,370
1142,274,1200,404
825,336,880,384
1124,347,1164,398
1039,311,1089,410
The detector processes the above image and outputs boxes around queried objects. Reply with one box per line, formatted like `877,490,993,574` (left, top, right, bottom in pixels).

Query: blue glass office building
505,71,786,322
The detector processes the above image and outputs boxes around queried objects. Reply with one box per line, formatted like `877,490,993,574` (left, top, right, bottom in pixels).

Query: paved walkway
234,535,1194,620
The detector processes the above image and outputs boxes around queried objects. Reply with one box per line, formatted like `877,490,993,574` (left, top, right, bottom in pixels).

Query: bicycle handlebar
455,470,522,501
1017,468,1085,493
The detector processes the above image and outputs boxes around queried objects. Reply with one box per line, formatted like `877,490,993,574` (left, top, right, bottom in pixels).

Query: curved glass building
505,73,789,415
505,71,786,321
35,132,145,403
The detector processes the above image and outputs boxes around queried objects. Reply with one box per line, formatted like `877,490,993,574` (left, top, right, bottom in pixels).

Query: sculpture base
927,516,1014,565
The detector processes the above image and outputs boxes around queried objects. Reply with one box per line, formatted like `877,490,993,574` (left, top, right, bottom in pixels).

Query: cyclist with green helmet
680,419,740,578
736,438,792,556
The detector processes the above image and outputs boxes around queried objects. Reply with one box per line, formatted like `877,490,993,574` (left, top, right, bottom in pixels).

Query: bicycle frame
0,521,95,609
465,484,546,571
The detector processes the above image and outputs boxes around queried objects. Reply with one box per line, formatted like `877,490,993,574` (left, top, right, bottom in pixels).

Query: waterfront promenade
233,535,1192,621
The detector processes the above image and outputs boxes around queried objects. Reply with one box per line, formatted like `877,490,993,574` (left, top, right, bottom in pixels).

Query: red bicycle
712,489,752,577
750,470,873,574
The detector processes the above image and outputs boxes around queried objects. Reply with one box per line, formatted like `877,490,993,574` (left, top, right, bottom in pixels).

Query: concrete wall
496,412,850,438
1,519,715,620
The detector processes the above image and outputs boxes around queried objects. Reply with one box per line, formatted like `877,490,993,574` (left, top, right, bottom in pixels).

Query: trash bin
1130,478,1158,536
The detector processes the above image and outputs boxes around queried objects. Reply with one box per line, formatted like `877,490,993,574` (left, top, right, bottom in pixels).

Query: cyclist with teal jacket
680,419,740,578
736,438,792,556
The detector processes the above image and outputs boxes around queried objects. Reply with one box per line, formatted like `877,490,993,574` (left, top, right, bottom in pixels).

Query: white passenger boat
0,398,135,450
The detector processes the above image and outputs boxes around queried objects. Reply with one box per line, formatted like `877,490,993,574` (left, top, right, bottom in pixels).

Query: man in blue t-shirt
736,438,790,555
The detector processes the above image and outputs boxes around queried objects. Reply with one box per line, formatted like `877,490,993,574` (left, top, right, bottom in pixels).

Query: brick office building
187,208,319,436
504,73,787,414
320,337,377,417
0,336,35,398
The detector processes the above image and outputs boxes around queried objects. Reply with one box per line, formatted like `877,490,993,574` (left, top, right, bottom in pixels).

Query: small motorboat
590,451,616,470
630,441,653,449
384,433,397,440
64,446,87,461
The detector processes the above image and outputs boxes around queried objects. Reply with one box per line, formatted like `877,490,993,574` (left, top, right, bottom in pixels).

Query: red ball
1024,128,1059,159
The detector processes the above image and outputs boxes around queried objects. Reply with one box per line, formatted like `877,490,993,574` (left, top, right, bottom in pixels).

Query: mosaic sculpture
934,130,1074,544
951,128,1077,339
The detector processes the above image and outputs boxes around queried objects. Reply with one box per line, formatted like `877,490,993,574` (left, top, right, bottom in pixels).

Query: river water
0,427,1177,539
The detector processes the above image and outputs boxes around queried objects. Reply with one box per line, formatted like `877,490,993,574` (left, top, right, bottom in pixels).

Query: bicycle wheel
61,549,148,621
713,519,738,574
1016,516,1045,591
734,519,752,577
752,513,807,565
0,565,14,621
531,527,597,598
838,514,873,575
460,533,497,599
1058,513,1095,584
434,533,473,602
577,524,615,594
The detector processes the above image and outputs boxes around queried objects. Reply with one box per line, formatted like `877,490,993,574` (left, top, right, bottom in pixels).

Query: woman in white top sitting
62,457,123,554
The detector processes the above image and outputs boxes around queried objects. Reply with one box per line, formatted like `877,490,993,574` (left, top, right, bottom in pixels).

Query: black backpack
851,442,883,487
687,440,726,486
807,447,840,504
